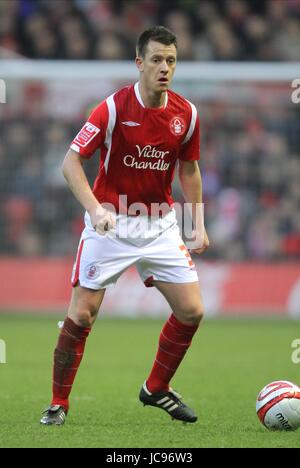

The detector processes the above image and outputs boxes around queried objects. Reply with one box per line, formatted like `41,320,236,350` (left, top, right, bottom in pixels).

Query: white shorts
71,210,199,290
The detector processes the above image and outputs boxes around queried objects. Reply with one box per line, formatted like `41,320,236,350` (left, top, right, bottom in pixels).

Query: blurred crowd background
1,0,300,61
0,0,299,261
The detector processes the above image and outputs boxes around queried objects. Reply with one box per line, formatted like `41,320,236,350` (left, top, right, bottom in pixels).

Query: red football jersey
70,82,200,215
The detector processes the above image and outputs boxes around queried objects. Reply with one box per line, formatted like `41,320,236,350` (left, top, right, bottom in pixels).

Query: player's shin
51,317,91,412
146,313,199,394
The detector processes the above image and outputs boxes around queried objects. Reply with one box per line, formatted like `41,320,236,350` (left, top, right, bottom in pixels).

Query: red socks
51,317,91,412
146,314,199,394
51,314,198,409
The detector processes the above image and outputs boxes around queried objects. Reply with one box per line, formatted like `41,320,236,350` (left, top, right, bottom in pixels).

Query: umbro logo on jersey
121,121,141,127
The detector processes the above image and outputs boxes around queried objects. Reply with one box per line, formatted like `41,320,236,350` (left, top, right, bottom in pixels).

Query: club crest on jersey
74,122,100,147
170,116,185,136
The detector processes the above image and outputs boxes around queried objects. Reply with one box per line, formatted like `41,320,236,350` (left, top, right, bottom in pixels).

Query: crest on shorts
170,116,186,136
85,263,100,280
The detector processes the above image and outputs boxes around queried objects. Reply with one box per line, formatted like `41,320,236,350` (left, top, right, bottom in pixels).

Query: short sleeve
179,108,200,162
70,100,108,159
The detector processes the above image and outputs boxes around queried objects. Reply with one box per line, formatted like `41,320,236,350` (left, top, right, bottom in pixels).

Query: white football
256,380,300,430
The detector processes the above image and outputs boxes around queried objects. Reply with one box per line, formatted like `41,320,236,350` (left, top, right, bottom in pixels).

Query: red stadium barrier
0,258,299,317
0,257,73,310
219,263,300,316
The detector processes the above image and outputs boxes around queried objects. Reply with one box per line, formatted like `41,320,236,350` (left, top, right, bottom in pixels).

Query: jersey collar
134,82,168,109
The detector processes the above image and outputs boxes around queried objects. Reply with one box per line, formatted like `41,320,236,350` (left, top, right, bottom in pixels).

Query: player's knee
181,303,204,326
70,307,97,328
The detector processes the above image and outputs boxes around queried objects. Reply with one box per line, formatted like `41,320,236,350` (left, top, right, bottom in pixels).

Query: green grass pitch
0,314,300,448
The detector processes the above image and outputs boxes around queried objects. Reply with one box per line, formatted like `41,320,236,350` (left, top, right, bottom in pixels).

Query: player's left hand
189,228,210,255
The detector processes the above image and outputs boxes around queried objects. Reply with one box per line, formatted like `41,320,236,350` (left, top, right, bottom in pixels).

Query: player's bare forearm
62,149,99,213
62,149,116,234
178,160,202,217
178,160,209,254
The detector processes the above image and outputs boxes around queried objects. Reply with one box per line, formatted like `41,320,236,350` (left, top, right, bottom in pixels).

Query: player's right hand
89,206,116,235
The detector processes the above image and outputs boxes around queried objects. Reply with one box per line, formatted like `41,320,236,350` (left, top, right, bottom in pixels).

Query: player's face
136,40,177,93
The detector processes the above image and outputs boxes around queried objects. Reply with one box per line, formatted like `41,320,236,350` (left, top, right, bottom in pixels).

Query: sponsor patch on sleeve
74,122,100,148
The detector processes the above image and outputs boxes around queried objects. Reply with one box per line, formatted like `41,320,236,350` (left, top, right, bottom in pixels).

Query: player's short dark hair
136,26,177,57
